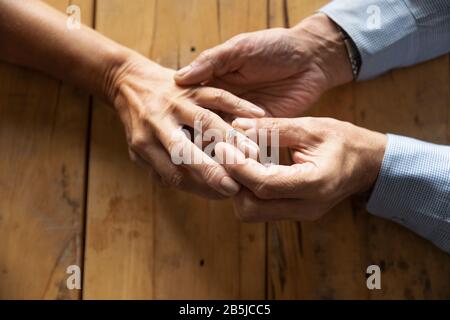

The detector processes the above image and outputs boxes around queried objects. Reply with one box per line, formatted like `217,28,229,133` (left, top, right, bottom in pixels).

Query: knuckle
299,116,315,126
261,119,280,132
236,205,259,223
187,88,200,100
201,164,220,185
230,33,254,54
130,133,148,151
165,135,184,157
234,192,266,222
168,101,185,121
213,89,226,104
316,187,330,201
199,47,225,69
228,34,242,44
165,97,181,113
232,95,243,111
230,33,249,46
165,170,184,188
313,175,334,201
150,95,178,124
199,49,214,63
253,180,275,200
194,109,215,128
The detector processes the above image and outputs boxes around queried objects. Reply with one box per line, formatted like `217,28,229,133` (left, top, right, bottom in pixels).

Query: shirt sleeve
367,134,450,253
319,0,450,80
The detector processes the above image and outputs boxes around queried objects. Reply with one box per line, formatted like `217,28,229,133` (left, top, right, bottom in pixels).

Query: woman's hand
0,0,267,199
110,53,265,199
174,14,353,117
215,117,387,221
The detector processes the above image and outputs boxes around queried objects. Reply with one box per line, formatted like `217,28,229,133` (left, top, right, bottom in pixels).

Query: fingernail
176,65,192,77
232,118,257,130
219,176,240,196
249,106,266,117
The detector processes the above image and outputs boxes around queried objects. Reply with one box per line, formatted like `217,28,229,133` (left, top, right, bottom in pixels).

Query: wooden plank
268,0,368,299
355,56,450,299
154,0,267,299
83,0,156,299
269,0,286,28
84,0,266,299
0,0,93,299
150,0,224,299
212,0,267,300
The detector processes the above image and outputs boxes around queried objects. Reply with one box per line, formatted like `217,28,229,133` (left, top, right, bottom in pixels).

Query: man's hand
175,14,353,117
215,117,387,221
110,53,264,199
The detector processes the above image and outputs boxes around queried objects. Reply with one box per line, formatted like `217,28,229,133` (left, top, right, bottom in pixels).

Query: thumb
174,44,233,85
232,117,305,147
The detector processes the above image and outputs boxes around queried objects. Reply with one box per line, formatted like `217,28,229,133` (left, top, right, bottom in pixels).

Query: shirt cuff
367,134,450,253
319,0,418,80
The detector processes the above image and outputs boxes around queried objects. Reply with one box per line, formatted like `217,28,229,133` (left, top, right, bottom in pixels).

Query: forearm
368,135,450,253
0,0,133,103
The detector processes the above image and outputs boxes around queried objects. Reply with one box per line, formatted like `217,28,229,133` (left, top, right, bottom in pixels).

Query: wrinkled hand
175,14,353,117
111,53,265,199
215,117,387,221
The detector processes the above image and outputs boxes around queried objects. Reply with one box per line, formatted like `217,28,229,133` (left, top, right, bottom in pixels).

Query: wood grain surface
0,0,448,300
0,0,93,299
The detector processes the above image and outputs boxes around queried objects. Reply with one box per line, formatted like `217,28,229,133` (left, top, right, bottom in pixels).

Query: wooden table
0,0,449,299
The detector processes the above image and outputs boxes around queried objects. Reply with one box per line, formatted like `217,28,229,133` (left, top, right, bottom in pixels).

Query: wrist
99,46,137,105
103,49,169,107
107,51,175,113
290,13,353,89
355,128,387,194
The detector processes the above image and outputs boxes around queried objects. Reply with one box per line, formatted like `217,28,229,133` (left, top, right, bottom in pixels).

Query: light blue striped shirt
320,0,450,253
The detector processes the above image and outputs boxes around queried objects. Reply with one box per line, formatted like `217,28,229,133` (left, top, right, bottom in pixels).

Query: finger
174,42,238,85
128,148,163,185
232,117,311,147
131,133,227,199
184,168,230,200
215,142,315,199
153,122,241,197
233,188,325,222
175,102,260,158
193,87,265,118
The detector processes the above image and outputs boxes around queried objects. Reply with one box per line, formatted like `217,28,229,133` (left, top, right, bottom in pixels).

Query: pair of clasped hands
118,14,387,222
